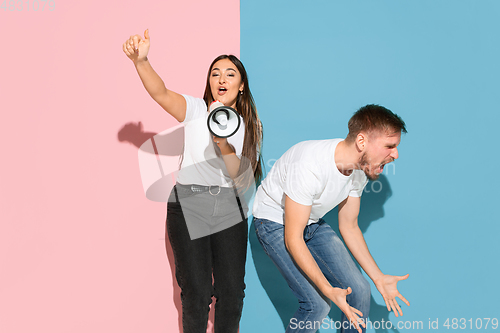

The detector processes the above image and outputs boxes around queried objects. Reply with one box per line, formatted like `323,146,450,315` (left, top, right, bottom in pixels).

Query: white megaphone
207,101,241,138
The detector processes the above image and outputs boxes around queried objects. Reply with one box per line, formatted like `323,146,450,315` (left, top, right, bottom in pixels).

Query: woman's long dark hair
203,55,263,183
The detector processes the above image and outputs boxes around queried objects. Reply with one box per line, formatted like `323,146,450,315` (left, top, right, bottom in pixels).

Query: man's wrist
371,273,385,285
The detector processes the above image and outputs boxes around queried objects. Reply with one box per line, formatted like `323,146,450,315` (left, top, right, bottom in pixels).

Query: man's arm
338,195,410,316
284,195,365,333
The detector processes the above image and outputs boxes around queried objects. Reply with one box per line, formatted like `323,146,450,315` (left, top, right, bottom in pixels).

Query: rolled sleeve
349,171,368,197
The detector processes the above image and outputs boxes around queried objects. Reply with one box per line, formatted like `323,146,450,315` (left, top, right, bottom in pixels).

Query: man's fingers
344,306,366,333
392,299,404,317
349,315,363,333
398,273,410,280
358,317,366,328
389,299,401,317
346,312,360,333
389,300,397,317
384,297,391,312
353,320,362,333
351,306,363,318
351,311,366,328
144,28,150,40
399,294,410,306
396,304,404,317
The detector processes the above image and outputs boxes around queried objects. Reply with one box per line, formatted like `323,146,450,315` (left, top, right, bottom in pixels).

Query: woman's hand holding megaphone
213,135,235,155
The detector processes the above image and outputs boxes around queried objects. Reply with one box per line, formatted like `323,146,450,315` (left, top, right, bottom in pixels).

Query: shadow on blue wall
250,174,400,332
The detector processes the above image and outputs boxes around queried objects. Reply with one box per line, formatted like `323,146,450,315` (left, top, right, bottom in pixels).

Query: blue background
239,1,500,332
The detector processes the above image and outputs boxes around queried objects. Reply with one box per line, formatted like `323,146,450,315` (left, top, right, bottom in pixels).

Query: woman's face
209,58,244,109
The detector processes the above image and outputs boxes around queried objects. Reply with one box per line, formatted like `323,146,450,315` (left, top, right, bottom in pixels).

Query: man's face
359,131,401,180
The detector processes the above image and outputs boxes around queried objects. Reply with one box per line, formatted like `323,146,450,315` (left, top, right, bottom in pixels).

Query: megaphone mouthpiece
209,100,224,112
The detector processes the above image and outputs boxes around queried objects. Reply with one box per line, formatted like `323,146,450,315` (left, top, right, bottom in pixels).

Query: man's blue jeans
254,218,370,333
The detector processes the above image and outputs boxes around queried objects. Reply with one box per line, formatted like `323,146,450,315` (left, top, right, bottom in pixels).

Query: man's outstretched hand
325,286,366,333
374,274,410,317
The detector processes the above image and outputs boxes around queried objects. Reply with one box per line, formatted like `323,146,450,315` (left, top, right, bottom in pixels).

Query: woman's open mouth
218,87,227,96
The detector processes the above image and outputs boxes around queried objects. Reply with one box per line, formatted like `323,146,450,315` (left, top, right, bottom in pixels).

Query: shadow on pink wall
118,121,221,333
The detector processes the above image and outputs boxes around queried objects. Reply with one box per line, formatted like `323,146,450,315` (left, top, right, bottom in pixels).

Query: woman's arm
215,138,240,180
123,29,186,122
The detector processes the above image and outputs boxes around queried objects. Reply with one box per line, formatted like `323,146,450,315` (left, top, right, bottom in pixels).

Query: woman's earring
239,90,243,95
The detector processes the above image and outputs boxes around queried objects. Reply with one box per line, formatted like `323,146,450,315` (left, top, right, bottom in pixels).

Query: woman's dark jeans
166,186,248,333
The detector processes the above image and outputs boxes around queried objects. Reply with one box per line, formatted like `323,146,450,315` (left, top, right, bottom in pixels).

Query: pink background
0,1,239,332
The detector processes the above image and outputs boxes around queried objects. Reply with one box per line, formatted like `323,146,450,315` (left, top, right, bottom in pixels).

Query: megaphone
207,101,241,138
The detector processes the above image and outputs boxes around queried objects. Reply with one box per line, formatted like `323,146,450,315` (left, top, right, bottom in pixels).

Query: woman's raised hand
123,29,150,63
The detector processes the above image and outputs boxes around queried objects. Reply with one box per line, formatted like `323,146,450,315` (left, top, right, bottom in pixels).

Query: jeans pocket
213,193,241,217
254,218,284,246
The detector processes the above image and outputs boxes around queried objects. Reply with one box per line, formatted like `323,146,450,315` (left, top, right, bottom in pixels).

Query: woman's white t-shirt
176,94,245,187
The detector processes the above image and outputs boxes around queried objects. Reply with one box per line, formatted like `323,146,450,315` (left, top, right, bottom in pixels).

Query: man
253,105,410,333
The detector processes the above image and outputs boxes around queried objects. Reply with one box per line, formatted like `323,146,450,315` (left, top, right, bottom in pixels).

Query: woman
122,29,263,333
